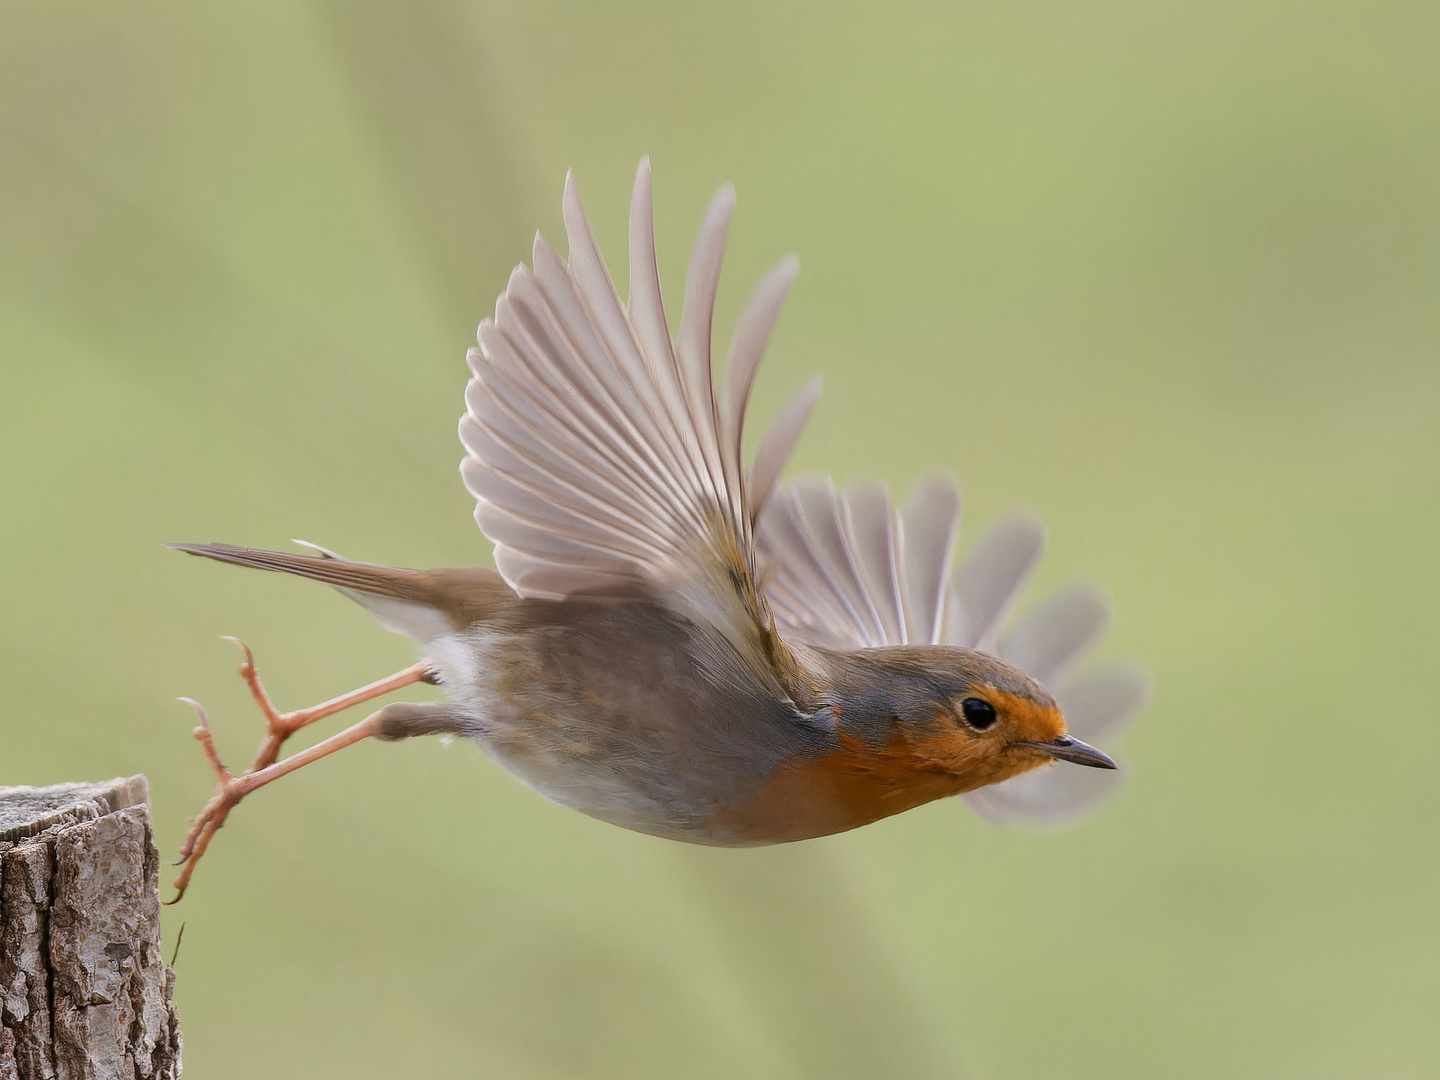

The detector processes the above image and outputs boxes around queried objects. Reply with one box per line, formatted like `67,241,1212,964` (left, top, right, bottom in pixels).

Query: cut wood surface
0,776,181,1080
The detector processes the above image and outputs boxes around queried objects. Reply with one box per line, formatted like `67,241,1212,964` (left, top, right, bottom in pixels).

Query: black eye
960,697,997,730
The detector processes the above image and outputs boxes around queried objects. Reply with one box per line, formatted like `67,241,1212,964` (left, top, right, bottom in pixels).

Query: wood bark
0,777,181,1080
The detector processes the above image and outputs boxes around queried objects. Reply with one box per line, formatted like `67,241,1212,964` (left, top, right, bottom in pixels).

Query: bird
168,158,1148,900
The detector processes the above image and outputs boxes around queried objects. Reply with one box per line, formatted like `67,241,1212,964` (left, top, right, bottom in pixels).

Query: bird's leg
222,636,437,771
168,640,440,902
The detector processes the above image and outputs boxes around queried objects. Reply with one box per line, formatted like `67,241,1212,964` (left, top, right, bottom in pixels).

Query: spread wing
461,159,817,653
755,475,1148,822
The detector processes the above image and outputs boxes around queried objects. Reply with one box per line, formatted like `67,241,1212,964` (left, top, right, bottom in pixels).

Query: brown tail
168,543,514,634
166,543,439,601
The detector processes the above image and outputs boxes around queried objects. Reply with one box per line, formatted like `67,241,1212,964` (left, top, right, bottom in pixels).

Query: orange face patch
707,689,1068,844
966,685,1067,745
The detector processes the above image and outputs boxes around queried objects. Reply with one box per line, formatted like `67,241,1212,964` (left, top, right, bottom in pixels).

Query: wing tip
709,182,738,219
631,157,654,214
907,473,961,516
561,168,588,240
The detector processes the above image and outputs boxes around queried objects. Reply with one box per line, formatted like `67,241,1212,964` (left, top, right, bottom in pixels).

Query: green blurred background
2,1,1438,1076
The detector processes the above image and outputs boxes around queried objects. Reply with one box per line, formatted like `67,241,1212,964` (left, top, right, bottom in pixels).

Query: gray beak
1017,734,1118,770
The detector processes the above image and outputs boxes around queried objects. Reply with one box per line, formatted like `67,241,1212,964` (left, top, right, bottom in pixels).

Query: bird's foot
166,641,438,903
169,697,245,902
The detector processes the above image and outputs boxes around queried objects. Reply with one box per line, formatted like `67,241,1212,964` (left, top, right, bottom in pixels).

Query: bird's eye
960,697,997,730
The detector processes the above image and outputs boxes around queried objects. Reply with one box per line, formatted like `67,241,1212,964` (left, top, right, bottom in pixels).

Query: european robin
169,159,1148,899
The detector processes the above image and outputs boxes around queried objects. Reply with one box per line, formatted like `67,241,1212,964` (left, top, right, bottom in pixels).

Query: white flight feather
946,513,1045,650
461,159,810,639
901,477,961,644
843,483,909,644
749,377,820,517
995,585,1110,687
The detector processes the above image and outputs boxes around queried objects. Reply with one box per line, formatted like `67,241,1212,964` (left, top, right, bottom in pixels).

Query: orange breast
706,725,1028,844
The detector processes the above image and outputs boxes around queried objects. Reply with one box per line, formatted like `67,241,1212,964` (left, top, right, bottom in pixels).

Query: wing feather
677,186,738,523
559,175,653,402
793,479,889,644
759,477,947,650
626,163,730,523
901,477,961,644
946,514,1045,649
759,486,873,649
995,586,1110,686
479,291,685,527
462,160,811,654
843,483,909,644
749,377,822,516
721,256,801,510
527,237,682,481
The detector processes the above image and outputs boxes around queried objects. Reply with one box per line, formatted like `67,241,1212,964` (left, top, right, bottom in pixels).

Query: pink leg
223,636,435,772
169,640,436,902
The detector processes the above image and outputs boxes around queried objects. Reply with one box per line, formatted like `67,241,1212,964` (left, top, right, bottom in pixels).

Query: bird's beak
1017,734,1118,770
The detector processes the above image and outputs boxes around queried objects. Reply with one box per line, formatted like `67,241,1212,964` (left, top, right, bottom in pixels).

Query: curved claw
220,635,256,676
177,697,231,784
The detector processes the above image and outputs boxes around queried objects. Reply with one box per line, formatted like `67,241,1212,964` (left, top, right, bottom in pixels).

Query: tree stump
0,777,181,1080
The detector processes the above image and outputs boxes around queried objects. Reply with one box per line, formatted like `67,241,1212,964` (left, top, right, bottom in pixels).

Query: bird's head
820,645,1117,793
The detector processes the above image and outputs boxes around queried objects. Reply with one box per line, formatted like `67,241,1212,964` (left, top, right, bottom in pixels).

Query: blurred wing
461,159,803,646
757,476,959,650
946,513,1045,650
758,476,1146,822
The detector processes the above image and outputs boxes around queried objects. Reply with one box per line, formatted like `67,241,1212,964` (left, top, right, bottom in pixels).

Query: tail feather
167,542,510,640
167,543,434,602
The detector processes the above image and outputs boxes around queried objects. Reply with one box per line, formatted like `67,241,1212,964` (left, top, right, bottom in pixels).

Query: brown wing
459,159,816,666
